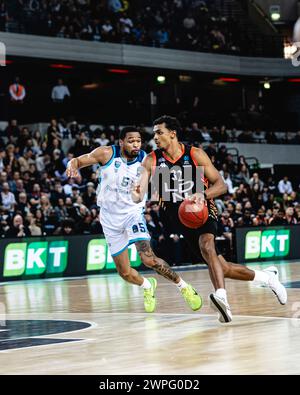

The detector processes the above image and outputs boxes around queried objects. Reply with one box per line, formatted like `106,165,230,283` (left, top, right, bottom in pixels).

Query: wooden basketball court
0,261,299,375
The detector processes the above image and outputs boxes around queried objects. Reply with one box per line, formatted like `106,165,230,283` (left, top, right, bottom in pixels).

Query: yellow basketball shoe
181,284,203,311
144,278,157,313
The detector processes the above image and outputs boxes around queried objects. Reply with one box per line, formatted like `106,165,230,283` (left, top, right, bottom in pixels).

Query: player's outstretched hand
66,159,79,178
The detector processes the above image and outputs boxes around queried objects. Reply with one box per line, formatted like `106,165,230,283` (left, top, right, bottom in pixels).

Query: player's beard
124,148,139,159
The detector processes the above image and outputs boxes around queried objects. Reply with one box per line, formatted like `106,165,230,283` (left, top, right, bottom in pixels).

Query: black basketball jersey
150,143,218,221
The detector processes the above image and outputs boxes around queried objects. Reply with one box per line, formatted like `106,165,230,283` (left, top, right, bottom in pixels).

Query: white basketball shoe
263,266,287,305
209,293,233,323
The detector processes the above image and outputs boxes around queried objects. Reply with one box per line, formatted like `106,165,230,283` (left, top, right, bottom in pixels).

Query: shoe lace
144,287,153,298
182,286,193,297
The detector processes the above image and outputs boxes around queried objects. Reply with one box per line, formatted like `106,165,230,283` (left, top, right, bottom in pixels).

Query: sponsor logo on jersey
115,161,121,169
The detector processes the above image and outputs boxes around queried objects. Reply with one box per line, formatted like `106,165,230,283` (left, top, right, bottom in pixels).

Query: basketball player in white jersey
66,126,202,313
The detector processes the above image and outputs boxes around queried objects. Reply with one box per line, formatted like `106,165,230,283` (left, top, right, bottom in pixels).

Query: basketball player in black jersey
133,115,287,323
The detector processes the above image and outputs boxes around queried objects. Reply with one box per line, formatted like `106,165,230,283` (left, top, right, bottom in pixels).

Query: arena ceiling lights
270,5,281,22
179,75,192,82
213,77,240,85
157,75,166,84
218,77,240,82
50,64,74,69
107,69,129,74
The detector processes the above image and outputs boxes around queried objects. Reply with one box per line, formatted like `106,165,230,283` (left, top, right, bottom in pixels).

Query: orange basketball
178,199,209,229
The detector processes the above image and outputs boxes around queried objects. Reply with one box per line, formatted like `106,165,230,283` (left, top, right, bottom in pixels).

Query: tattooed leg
135,240,180,284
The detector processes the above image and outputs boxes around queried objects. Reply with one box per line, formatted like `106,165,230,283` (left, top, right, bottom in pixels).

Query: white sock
254,270,270,285
176,278,188,290
141,277,152,289
216,288,227,301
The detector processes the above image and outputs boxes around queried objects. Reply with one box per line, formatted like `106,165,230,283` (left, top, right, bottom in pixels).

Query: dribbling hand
188,192,207,206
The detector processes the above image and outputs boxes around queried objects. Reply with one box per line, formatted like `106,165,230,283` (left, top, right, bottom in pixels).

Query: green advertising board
235,225,300,263
86,240,141,271
4,241,68,277
0,236,143,281
245,229,290,260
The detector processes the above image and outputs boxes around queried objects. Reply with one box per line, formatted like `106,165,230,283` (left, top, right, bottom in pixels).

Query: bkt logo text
245,230,290,260
4,241,68,277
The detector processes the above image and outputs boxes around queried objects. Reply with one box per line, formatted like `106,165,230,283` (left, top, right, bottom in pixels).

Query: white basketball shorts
99,208,150,257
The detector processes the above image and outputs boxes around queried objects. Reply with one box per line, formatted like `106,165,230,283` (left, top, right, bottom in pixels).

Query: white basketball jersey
96,145,147,214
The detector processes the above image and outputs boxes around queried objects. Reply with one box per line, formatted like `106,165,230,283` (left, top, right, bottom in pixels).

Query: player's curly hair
153,115,182,138
119,126,141,140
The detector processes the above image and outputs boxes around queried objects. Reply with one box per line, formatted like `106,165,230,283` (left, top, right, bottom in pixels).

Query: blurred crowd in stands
0,117,300,263
0,0,241,54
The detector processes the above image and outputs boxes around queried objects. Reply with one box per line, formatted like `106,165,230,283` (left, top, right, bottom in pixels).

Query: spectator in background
233,202,244,223
5,214,30,237
222,171,235,194
101,19,114,41
156,28,169,47
47,119,62,149
69,120,80,138
18,149,35,173
249,172,264,192
243,209,253,226
51,79,71,103
205,142,217,159
54,218,76,236
31,130,43,153
51,79,70,116
266,175,277,194
188,122,203,144
216,145,227,166
95,132,109,147
219,210,234,247
145,211,167,257
63,178,79,196
74,131,90,156
16,191,30,217
0,148,5,172
237,155,249,169
216,126,228,142
82,182,96,208
278,176,293,195
235,164,250,185
0,182,16,212
253,208,268,226
9,77,26,103
290,191,299,206
285,207,297,225
269,209,286,226
200,126,212,142
26,212,42,236
238,130,253,143
5,120,20,142
58,118,70,139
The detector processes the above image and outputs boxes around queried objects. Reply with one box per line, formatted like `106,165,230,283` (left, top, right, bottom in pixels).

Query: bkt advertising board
0,235,143,282
236,225,300,263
